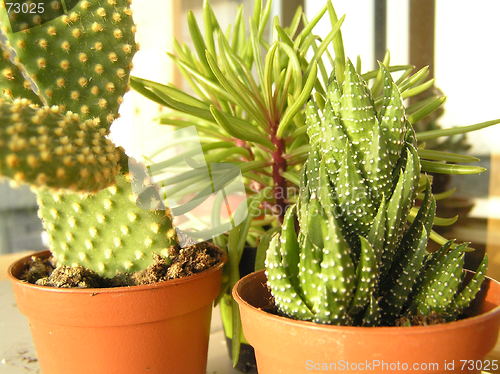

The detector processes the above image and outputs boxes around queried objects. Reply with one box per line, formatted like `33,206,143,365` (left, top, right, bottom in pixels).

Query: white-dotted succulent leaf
314,283,352,325
404,181,436,242
362,295,382,327
382,228,428,318
297,233,323,310
317,159,335,216
303,207,355,324
334,140,375,239
350,236,378,315
450,255,488,316
279,205,301,288
339,61,378,165
325,70,342,114
266,232,314,320
386,182,435,282
411,243,467,316
367,198,387,268
382,144,420,276
378,64,408,178
307,93,349,177
305,100,323,152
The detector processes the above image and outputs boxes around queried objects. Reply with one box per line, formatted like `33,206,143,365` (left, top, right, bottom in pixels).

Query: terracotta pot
9,250,225,374
233,270,500,374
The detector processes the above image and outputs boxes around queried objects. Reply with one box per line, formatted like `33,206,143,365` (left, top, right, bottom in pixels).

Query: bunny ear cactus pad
1,0,137,129
37,174,179,277
0,98,121,191
266,60,488,326
0,40,41,102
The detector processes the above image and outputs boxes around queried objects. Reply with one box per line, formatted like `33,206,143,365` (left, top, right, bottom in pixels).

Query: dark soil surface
20,242,223,288
395,312,447,327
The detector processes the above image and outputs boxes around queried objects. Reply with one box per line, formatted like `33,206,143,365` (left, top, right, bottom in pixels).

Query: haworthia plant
0,0,179,277
265,62,488,326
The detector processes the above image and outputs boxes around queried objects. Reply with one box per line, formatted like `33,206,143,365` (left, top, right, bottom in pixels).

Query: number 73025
6,2,45,14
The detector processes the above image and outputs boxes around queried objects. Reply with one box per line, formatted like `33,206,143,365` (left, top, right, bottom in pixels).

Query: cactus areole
265,62,488,327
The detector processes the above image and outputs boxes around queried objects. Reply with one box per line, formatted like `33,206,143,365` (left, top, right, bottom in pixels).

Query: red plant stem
271,127,288,223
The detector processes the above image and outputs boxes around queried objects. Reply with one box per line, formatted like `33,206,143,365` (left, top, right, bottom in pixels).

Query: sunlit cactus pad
0,40,41,102
0,0,137,129
0,98,121,191
265,61,487,326
37,174,178,277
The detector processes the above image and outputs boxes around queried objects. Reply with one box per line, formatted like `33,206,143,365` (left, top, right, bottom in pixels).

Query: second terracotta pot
233,270,500,374
9,250,225,374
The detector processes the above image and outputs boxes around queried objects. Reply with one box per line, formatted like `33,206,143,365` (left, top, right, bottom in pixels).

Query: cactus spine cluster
0,0,179,277
0,99,121,190
265,62,488,326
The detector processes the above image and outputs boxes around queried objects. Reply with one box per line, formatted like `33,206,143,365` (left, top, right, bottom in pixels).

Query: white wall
306,0,374,70
110,0,175,159
386,0,409,65
435,0,500,155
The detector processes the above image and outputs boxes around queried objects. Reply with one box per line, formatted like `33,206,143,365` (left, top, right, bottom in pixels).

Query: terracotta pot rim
233,269,500,335
9,249,227,294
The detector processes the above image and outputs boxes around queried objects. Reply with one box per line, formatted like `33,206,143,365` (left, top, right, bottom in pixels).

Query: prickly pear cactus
265,61,488,326
0,0,137,128
37,174,178,277
0,1,181,277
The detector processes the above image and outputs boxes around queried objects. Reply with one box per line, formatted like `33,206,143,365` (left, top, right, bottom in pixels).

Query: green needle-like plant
265,62,488,326
0,0,182,277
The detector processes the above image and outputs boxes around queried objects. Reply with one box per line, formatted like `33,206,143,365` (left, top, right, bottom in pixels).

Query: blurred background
2,0,500,278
